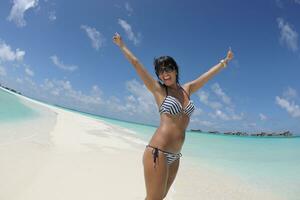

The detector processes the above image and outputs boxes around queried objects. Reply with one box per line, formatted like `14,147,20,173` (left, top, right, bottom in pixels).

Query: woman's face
158,66,177,86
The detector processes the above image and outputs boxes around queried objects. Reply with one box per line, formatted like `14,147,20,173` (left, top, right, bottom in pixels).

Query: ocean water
1,89,299,199
0,88,38,123
0,88,55,146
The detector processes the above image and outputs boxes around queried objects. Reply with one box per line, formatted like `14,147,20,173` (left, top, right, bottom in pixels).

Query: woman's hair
153,56,180,85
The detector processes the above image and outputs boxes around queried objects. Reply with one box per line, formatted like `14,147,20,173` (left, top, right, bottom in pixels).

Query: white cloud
230,112,244,120
197,85,243,121
39,79,103,107
197,90,222,110
7,0,39,27
118,18,141,45
210,109,230,120
0,66,7,76
211,83,231,105
6,77,153,125
276,96,300,117
277,18,298,52
193,107,203,116
103,79,158,123
25,67,34,76
0,41,25,62
125,2,133,16
50,55,78,71
16,77,23,83
283,87,297,99
49,11,56,21
12,77,157,125
124,79,157,114
190,118,214,128
277,1,300,7
246,122,257,128
91,85,102,97
259,113,267,121
81,25,104,50
25,76,36,87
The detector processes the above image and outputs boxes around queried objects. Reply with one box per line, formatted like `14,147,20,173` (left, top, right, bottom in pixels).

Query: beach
0,88,148,199
0,88,293,199
2,0,300,199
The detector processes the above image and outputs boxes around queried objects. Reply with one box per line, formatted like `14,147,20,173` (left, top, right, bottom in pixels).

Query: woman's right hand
113,32,124,47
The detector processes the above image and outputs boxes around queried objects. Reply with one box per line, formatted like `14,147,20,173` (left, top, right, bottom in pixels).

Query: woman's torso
149,83,194,153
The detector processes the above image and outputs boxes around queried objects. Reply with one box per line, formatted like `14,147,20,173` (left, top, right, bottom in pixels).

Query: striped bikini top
159,86,195,117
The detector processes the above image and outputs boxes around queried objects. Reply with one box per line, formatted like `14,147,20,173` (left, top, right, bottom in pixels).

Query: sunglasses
158,65,175,75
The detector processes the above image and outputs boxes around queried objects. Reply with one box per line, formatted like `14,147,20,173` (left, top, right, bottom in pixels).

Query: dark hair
153,56,180,85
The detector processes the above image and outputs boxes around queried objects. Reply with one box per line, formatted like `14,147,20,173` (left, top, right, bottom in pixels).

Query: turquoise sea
1,88,300,199
0,89,38,123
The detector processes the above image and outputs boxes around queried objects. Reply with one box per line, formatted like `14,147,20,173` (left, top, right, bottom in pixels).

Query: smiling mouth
163,76,171,81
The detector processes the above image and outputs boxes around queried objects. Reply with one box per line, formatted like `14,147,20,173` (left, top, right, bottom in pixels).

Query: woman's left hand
225,48,234,62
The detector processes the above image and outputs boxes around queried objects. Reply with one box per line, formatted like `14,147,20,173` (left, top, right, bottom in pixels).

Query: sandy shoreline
1,88,149,199
0,88,283,200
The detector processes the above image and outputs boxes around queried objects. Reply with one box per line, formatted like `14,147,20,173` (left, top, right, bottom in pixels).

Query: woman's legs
163,158,180,198
143,147,169,200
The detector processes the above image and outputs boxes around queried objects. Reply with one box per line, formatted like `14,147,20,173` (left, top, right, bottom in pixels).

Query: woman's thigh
143,147,169,199
164,158,180,197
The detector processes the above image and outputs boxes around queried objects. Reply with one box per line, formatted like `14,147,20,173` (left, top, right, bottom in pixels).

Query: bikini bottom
146,145,182,167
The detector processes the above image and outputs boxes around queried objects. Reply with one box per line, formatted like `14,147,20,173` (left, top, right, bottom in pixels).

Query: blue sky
0,0,300,134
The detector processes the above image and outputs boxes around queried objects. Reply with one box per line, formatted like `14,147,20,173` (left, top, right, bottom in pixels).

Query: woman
113,32,233,200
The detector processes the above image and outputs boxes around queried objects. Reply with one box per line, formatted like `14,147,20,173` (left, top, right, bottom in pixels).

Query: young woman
113,32,233,200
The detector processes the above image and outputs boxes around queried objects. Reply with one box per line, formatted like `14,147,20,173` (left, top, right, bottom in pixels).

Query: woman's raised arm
113,33,160,93
185,49,234,95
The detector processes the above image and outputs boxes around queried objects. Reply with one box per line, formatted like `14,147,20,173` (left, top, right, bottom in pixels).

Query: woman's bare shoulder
182,83,192,96
152,82,166,95
151,82,167,103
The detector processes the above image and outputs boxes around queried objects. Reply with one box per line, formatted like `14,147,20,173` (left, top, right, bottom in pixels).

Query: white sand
0,88,149,200
0,88,282,200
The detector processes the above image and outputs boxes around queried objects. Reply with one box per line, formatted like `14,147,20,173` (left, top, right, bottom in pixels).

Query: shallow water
0,88,38,123
0,88,56,145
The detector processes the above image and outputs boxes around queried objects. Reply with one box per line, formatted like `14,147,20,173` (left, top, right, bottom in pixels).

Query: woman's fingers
114,32,120,39
113,32,123,47
113,33,121,41
226,47,234,61
228,51,233,60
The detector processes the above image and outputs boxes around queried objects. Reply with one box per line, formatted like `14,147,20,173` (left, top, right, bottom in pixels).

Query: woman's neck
167,83,180,91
